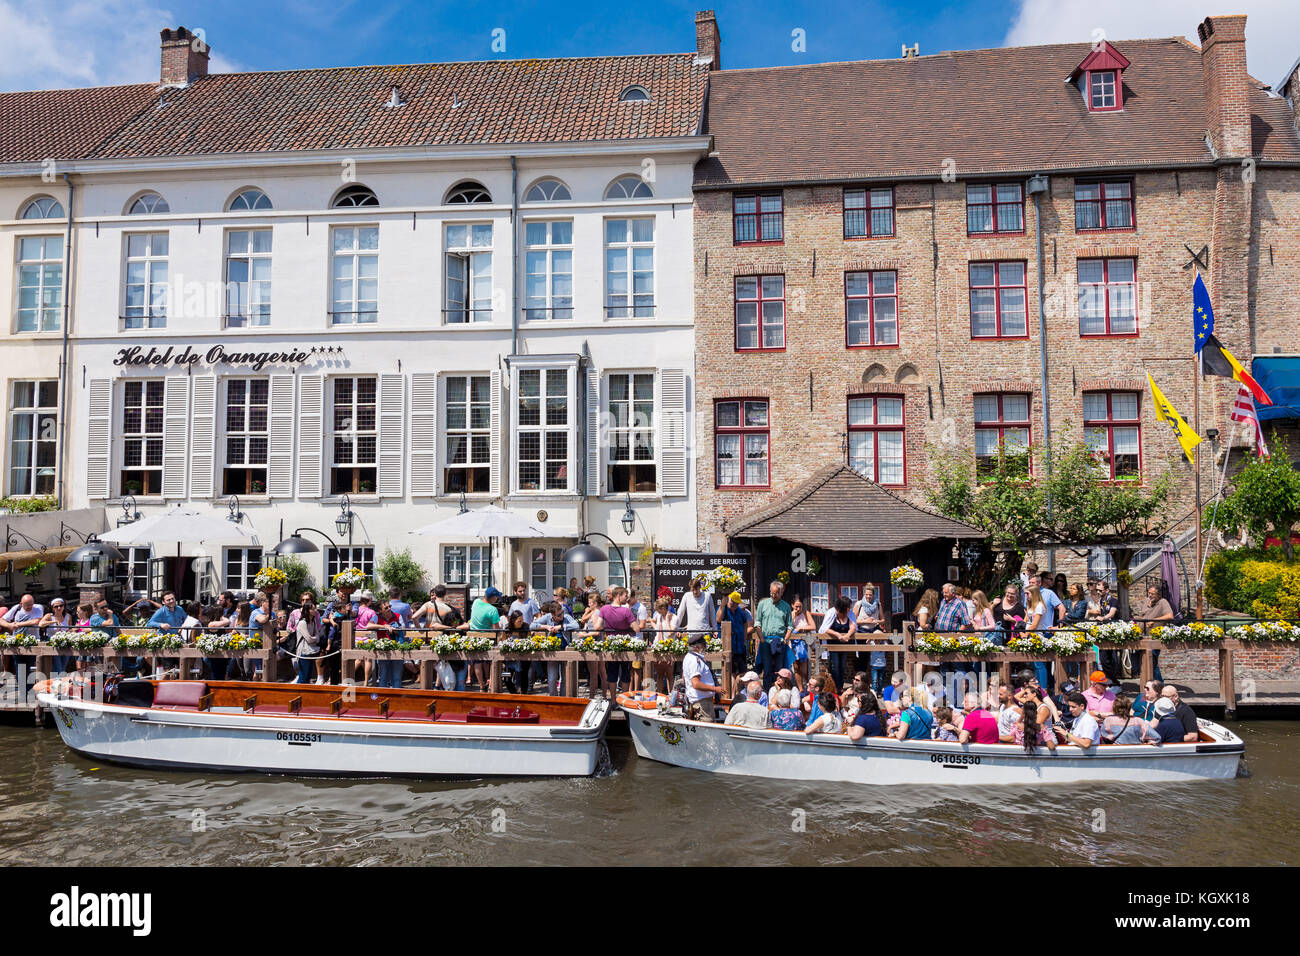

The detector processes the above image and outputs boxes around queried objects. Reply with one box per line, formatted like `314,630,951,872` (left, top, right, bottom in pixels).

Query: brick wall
1162,646,1300,682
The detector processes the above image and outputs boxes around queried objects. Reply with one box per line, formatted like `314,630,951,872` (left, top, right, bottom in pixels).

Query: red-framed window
733,193,783,244
734,275,785,351
966,183,1024,234
847,395,905,485
843,187,894,238
1078,257,1137,336
968,261,1028,339
1087,70,1120,111
1075,179,1134,231
845,270,898,348
974,393,1031,478
715,399,770,488
1083,391,1140,480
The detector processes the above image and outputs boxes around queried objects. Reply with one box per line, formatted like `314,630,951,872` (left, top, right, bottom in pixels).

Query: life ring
616,691,662,710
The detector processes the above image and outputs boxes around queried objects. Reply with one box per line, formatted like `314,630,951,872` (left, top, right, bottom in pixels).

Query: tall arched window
445,181,492,204
127,192,169,215
604,176,653,200
20,196,64,219
229,188,273,211
332,184,379,207
524,178,571,202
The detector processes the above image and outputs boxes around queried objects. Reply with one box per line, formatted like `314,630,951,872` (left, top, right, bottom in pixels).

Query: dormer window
619,86,650,102
1089,70,1117,110
1070,41,1129,113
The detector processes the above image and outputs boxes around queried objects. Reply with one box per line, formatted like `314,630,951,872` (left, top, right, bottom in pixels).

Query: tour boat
618,696,1245,785
37,678,611,778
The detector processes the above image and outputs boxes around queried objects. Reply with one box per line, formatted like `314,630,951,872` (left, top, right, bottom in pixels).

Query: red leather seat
153,681,208,710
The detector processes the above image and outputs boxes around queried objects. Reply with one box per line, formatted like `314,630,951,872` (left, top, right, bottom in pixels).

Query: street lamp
334,493,354,539
66,534,126,586
269,527,342,557
620,494,637,536
563,532,628,588
117,495,141,527
227,495,244,523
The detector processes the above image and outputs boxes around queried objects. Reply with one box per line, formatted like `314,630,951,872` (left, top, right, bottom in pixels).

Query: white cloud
0,0,241,92
1005,0,1300,88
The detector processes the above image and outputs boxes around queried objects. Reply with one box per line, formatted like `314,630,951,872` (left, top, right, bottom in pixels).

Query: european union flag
1193,272,1215,353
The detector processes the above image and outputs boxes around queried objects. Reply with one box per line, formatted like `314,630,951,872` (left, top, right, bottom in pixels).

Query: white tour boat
618,695,1245,785
38,678,611,778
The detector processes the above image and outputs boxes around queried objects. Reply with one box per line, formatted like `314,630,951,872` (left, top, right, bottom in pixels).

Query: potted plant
360,478,375,494
890,563,924,594
251,478,266,494
23,559,47,579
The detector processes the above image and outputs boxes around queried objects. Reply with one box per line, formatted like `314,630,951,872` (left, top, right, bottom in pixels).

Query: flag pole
1194,349,1203,621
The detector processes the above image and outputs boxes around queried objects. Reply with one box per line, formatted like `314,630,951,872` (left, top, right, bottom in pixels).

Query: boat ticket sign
112,344,344,372
651,551,752,602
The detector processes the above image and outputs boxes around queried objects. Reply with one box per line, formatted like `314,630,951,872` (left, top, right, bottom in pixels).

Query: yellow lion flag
1146,373,1202,462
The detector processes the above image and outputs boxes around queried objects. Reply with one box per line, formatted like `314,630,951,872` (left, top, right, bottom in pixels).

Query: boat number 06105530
930,753,981,765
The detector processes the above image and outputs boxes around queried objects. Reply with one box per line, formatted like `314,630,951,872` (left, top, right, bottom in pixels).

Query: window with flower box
715,399,769,488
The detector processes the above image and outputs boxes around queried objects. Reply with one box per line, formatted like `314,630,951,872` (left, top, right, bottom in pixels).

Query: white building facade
0,22,719,602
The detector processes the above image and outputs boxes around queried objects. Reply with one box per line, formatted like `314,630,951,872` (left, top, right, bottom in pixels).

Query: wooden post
1139,640,1155,688
565,659,578,698
1220,643,1237,717
489,658,502,694
720,621,732,694
419,659,433,690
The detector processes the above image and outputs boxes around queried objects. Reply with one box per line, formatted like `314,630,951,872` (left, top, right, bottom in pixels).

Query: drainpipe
510,156,519,357
56,174,75,511
1027,173,1052,572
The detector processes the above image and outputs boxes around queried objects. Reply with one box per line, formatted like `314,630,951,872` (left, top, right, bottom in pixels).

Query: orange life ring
616,691,661,711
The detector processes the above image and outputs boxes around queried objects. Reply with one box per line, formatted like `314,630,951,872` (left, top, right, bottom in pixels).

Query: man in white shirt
1,594,45,638
681,631,723,722
1063,692,1101,749
995,681,1020,743
673,577,716,637
724,681,771,729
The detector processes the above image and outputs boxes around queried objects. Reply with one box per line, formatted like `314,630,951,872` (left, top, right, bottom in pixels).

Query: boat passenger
1014,691,1058,752
995,682,1021,743
847,689,888,741
769,668,801,713
958,692,1000,744
1151,698,1184,744
1101,695,1160,745
894,688,934,741
1062,692,1101,749
801,675,824,722
1084,670,1117,718
769,689,805,730
934,706,961,741
725,681,771,729
1159,685,1200,742
731,671,768,708
804,693,844,736
1132,679,1161,721
682,632,724,722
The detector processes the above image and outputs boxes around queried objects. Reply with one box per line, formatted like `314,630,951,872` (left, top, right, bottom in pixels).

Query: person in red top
957,692,1000,744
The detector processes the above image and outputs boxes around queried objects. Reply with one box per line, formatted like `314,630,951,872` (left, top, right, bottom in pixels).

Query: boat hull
40,692,610,778
622,707,1244,785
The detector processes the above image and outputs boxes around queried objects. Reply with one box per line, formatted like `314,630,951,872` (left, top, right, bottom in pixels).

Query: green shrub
0,495,58,513
272,555,315,599
1205,547,1300,619
375,548,426,601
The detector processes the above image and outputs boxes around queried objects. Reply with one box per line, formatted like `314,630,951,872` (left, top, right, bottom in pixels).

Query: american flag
1230,384,1269,457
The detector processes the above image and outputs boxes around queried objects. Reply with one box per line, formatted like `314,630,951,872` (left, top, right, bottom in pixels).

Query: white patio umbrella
99,505,259,546
408,505,547,540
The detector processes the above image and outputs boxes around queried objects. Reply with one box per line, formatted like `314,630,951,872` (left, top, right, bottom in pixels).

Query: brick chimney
695,10,721,70
1197,15,1251,158
160,26,210,87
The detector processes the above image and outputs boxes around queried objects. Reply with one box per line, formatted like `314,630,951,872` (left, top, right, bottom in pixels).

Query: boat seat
434,713,469,723
153,681,209,710
386,709,436,722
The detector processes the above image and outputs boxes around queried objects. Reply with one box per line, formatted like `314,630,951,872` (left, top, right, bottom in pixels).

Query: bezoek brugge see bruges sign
111,344,341,372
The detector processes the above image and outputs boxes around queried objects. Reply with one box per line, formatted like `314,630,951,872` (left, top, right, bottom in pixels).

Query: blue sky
1,0,1296,91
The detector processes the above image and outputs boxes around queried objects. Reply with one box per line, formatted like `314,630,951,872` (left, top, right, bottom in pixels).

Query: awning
0,545,77,573
1252,356,1300,421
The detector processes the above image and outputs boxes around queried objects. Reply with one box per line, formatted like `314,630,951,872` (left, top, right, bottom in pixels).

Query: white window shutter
378,373,404,497
586,367,601,497
489,369,502,496
297,375,324,498
162,377,190,499
85,379,112,499
659,367,687,497
267,375,296,498
189,375,217,499
410,373,438,496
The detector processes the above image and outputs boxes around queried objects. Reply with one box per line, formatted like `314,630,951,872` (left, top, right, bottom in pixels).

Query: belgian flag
1200,334,1273,406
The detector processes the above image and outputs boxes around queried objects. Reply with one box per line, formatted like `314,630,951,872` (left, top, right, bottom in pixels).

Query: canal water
2,720,1295,866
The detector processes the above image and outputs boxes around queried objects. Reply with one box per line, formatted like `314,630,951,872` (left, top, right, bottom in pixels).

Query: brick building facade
691,13,1300,595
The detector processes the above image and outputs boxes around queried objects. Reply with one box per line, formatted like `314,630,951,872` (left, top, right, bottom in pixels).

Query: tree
1207,443,1300,560
925,446,1043,550
375,548,427,600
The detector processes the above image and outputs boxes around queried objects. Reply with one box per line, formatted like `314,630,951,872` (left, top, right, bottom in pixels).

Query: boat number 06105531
930,753,981,765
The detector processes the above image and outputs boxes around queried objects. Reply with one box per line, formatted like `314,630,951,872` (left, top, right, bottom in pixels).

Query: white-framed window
330,225,378,324
328,546,375,583
331,376,378,495
445,223,493,323
515,366,573,492
114,547,151,596
848,395,905,485
443,544,491,592
604,176,653,200
891,582,905,615
223,378,269,495
604,218,654,318
15,235,63,333
121,379,165,497
809,581,830,615
523,220,573,320
606,546,644,589
606,371,655,494
224,547,264,593
225,228,272,327
128,193,169,215
229,188,272,211
524,179,571,202
530,546,569,594
123,233,168,329
21,197,64,219
444,374,491,494
7,380,57,496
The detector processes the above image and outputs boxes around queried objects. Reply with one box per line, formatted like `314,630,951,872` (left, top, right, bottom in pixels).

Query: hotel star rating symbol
308,346,343,354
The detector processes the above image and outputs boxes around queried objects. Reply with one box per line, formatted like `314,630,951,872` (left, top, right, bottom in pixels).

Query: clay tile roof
724,465,985,552
85,55,708,159
695,38,1300,188
0,84,157,162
